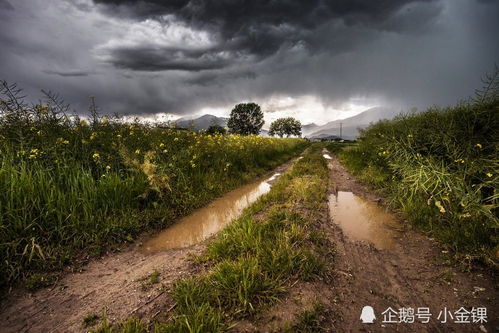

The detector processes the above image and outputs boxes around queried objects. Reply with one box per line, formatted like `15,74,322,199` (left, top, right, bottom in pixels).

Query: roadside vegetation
338,70,498,268
269,117,302,138
91,144,333,332
0,81,308,288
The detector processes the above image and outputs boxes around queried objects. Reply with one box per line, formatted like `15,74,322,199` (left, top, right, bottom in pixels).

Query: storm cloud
0,0,498,122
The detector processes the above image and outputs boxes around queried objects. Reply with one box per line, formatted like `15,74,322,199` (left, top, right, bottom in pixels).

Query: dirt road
326,154,498,332
1,152,497,332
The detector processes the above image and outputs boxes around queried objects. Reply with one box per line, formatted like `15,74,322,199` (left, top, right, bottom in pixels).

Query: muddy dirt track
326,155,498,332
0,152,497,332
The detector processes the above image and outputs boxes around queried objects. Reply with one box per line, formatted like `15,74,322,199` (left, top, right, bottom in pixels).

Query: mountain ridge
173,107,401,138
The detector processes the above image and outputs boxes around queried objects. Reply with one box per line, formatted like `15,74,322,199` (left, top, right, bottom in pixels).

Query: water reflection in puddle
323,154,332,159
328,191,399,250
141,174,280,253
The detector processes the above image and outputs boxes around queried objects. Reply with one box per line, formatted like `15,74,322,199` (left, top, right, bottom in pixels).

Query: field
0,82,308,288
337,82,498,267
90,144,333,332
1,78,498,332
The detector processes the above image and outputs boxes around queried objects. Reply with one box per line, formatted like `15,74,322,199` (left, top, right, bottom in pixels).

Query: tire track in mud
325,152,498,332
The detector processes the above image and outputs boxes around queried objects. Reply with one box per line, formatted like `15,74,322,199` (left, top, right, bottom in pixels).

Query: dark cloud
43,69,95,77
93,0,439,71
0,0,14,10
0,0,498,122
107,46,235,71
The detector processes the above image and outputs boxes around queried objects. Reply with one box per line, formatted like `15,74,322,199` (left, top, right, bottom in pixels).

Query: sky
0,0,498,125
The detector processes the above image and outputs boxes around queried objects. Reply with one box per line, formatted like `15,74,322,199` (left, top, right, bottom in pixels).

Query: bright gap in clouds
194,95,376,127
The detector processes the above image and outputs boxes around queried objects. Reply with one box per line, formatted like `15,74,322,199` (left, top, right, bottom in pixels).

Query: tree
206,124,227,135
269,117,302,137
227,103,264,135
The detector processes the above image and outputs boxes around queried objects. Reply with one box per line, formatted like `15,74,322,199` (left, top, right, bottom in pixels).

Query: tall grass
339,69,498,267
0,81,308,287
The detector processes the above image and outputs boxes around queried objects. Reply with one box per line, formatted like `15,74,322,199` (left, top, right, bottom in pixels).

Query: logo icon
360,306,376,324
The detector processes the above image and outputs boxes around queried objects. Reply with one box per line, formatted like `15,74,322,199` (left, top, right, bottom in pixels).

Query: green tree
269,117,302,137
227,103,264,135
206,124,227,135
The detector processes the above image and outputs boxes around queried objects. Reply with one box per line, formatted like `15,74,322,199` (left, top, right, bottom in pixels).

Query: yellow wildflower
486,172,493,177
106,165,111,171
435,200,446,213
92,153,100,160
135,149,140,154
475,143,482,149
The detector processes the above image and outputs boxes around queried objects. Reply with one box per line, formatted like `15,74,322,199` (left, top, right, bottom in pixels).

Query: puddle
328,191,400,250
323,154,332,159
267,173,281,182
141,173,280,254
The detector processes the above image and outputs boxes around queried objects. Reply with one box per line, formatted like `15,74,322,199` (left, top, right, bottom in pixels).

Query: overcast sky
1,0,498,125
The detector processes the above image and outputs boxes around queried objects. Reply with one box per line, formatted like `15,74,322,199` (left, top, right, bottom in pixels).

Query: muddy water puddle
329,191,400,250
141,173,281,253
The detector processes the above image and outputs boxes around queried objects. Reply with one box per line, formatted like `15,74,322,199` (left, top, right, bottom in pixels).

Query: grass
136,270,161,291
154,145,332,332
91,144,332,332
83,313,100,327
0,81,309,288
287,302,327,333
337,70,499,268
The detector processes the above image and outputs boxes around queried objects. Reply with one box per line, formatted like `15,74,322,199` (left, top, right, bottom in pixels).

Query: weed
137,270,161,291
0,81,309,287
289,302,327,332
83,313,99,327
338,68,499,267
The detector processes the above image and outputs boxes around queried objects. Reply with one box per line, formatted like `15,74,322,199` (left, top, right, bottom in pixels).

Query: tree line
209,102,302,137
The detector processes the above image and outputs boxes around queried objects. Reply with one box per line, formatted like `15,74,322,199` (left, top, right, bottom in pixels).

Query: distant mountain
175,114,271,135
307,107,400,140
175,114,228,130
301,123,319,136
174,107,400,138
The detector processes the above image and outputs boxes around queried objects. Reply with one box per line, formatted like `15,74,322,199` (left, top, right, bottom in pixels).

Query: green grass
83,313,100,327
287,302,327,333
337,71,499,268
0,81,309,288
151,144,332,332
90,145,332,332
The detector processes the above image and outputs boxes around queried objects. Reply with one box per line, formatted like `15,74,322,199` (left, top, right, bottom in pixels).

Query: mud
325,152,498,332
328,191,400,250
142,172,280,253
0,159,294,333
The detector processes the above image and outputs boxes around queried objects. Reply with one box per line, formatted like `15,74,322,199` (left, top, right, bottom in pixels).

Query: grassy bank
0,82,308,288
92,144,332,332
338,81,498,267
